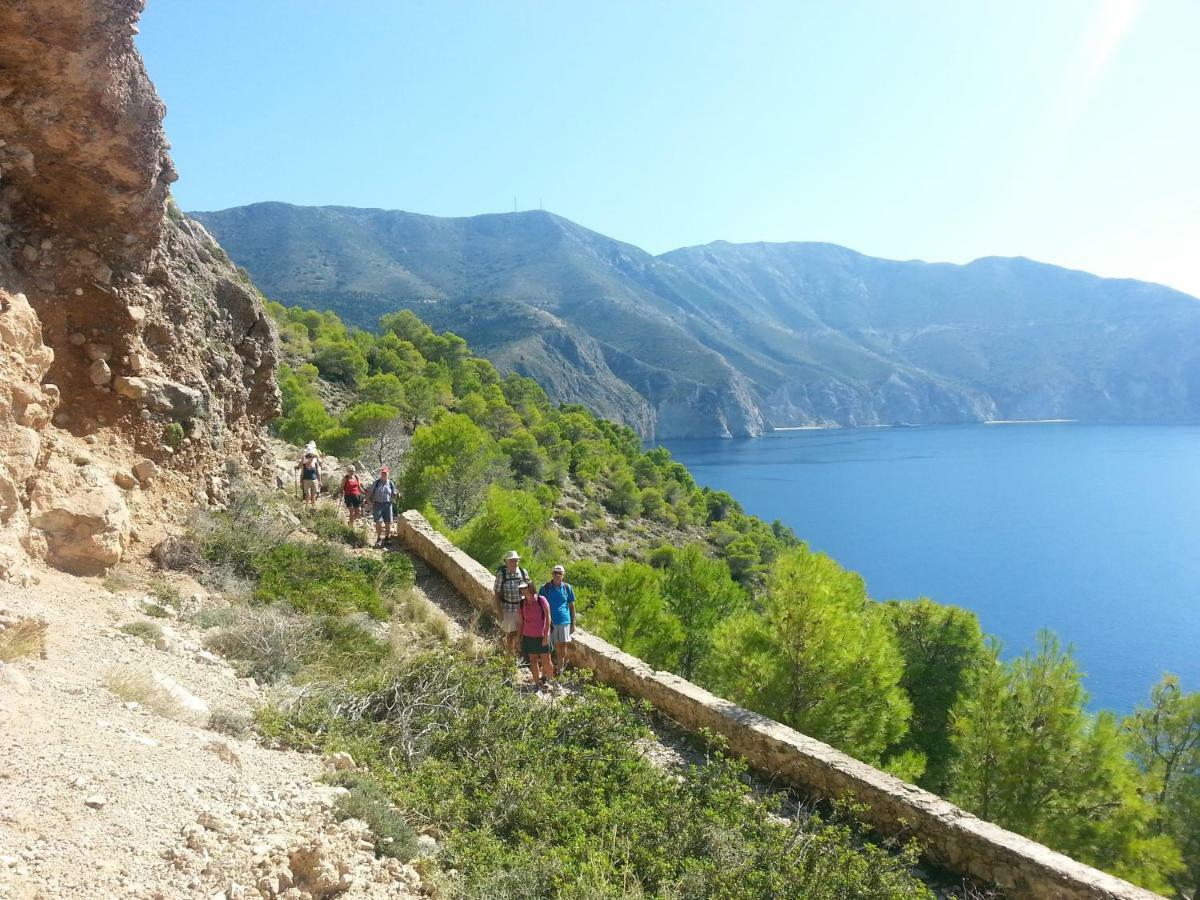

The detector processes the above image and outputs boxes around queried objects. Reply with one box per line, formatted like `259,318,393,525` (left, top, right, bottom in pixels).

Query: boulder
132,459,160,484
112,375,150,400
29,463,129,575
140,377,206,419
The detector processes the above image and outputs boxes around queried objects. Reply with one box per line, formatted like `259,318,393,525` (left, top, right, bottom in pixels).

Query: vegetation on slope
267,302,1199,897
179,490,935,899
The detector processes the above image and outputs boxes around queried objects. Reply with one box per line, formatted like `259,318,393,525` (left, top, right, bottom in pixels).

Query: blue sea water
660,423,1200,714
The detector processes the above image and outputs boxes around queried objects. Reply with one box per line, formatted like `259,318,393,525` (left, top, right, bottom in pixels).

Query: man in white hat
493,550,528,657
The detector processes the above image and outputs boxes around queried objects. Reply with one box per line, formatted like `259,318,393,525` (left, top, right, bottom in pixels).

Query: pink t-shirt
520,595,550,638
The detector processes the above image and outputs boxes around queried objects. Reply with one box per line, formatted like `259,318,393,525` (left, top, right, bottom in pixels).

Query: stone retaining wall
396,510,1161,900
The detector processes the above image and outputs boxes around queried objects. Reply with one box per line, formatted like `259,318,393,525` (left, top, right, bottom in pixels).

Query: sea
660,423,1200,714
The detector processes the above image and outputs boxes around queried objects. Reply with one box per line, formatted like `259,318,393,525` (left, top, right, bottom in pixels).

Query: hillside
194,202,1200,438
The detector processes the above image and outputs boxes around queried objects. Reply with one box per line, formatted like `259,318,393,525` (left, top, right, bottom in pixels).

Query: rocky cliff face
0,0,279,579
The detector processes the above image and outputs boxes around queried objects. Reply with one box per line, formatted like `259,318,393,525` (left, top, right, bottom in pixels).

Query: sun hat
552,565,565,574
504,550,521,561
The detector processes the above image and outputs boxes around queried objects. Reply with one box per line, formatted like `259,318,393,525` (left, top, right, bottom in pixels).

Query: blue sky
138,0,1200,296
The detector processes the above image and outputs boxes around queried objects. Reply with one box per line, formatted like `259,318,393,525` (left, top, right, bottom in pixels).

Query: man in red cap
367,467,398,548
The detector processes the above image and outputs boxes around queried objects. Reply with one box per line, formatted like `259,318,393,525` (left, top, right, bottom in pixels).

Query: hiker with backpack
541,564,576,676
296,447,322,509
493,550,528,657
367,466,398,548
519,581,555,692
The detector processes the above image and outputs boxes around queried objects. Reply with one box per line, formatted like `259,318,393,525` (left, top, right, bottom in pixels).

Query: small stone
40,238,52,250
85,434,98,445
197,811,232,833
84,342,113,362
127,306,146,323
74,287,84,296
127,352,146,373
132,459,160,484
416,834,438,855
113,375,150,400
323,751,355,773
84,795,107,810
113,471,137,490
88,358,112,387
69,332,87,346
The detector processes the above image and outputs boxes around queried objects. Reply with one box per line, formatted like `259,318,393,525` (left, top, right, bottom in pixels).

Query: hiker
541,564,576,676
341,465,364,525
493,550,528,657
297,448,322,509
368,466,397,547
519,582,555,692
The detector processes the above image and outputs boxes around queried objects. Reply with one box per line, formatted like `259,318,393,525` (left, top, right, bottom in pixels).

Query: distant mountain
193,202,1200,438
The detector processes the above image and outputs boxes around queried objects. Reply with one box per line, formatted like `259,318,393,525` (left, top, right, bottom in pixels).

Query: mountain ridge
193,201,1200,438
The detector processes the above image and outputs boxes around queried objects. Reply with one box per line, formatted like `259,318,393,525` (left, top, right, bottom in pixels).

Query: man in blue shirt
540,564,576,675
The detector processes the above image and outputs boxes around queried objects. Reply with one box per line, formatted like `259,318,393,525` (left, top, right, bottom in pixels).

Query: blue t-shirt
540,581,576,626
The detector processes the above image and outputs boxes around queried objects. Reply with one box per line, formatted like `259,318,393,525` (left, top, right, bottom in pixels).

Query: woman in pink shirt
519,582,554,692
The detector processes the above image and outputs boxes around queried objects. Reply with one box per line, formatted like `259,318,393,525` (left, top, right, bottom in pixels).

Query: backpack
497,565,529,603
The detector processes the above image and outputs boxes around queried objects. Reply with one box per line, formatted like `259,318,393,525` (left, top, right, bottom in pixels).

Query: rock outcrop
0,0,279,578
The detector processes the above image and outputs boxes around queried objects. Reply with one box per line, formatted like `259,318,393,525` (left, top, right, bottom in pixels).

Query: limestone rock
288,837,353,896
139,376,207,419
29,463,129,575
88,358,113,386
150,671,209,718
113,375,150,400
84,795,107,810
132,459,160,484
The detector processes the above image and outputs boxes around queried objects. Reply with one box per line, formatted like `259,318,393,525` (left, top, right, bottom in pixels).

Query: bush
208,706,254,738
265,652,931,898
306,506,370,548
555,508,580,529
253,542,410,619
205,606,389,685
330,773,419,861
204,607,318,684
163,422,185,451
120,621,164,644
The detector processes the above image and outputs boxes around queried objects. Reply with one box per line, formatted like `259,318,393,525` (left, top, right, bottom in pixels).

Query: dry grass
0,617,48,662
204,606,318,684
103,666,190,719
392,587,454,644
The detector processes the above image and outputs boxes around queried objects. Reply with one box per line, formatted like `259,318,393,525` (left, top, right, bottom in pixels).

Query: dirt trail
0,563,421,900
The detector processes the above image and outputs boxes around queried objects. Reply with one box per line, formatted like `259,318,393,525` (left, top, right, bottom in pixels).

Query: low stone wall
396,510,1161,900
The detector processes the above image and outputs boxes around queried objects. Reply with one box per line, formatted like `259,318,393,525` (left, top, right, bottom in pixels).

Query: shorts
344,494,363,509
372,502,394,523
551,624,573,645
499,605,522,634
301,480,318,499
521,634,552,657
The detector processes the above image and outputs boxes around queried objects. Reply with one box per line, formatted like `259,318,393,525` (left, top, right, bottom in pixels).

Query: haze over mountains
194,202,1200,439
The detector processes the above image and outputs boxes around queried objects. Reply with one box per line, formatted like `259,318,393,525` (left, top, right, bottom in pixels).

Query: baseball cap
552,565,565,574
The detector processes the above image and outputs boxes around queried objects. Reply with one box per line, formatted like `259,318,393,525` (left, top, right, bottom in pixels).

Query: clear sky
137,0,1200,296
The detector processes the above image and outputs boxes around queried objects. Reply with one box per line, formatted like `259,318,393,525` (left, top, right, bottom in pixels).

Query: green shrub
120,621,164,644
556,508,581,529
330,772,419,861
141,602,170,619
208,706,254,738
266,652,930,898
205,607,388,685
252,542,409,619
163,422,185,451
204,607,317,684
307,506,370,548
